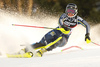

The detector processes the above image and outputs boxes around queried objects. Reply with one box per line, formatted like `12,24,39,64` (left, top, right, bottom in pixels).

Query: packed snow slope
0,10,100,67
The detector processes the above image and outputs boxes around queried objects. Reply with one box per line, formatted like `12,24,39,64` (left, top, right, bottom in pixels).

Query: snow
0,47,100,67
0,10,100,67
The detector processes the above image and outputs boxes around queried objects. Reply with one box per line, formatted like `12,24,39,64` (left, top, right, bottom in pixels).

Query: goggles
66,8,76,14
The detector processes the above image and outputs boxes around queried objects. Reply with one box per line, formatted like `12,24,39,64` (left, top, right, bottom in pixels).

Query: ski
6,52,33,58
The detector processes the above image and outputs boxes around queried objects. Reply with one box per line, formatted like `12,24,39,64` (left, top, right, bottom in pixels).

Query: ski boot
34,48,47,57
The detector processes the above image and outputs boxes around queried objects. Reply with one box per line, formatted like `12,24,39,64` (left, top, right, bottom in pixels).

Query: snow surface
0,10,100,67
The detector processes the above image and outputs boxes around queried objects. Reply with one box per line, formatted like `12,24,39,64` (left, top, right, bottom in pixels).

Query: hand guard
57,28,70,34
85,33,91,44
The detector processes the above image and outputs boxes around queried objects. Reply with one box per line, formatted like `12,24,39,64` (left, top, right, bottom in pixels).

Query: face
67,13,75,17
66,8,76,17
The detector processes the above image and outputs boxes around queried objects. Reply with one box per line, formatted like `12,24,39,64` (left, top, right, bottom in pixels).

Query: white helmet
65,3,78,18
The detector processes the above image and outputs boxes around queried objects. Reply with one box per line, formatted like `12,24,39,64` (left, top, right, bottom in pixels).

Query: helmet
65,3,78,18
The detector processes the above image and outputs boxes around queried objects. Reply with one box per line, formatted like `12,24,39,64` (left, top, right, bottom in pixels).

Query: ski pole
12,24,56,29
12,24,70,34
91,41,100,46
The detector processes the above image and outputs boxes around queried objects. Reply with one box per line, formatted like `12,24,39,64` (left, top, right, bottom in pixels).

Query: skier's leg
33,30,65,57
18,31,71,57
31,30,62,57
20,30,63,57
19,30,56,57
57,34,70,47
33,37,63,57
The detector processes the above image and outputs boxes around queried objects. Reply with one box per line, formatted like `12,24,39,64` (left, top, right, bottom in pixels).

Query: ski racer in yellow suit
22,3,91,57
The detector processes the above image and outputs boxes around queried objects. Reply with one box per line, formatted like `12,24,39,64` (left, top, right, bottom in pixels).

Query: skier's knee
31,42,45,49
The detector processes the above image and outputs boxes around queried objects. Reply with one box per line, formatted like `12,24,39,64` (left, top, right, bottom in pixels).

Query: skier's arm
78,19,90,34
77,16,91,43
82,20,91,43
58,13,70,34
59,13,66,27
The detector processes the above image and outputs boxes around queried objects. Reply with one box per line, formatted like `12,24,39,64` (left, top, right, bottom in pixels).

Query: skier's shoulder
77,16,89,25
77,16,84,21
60,13,67,18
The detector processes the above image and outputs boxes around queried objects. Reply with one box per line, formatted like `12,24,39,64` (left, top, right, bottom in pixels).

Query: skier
20,3,91,57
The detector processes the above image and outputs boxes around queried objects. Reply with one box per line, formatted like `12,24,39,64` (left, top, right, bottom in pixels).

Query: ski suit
32,13,90,51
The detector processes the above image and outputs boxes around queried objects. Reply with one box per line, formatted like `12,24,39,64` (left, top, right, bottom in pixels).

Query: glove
57,28,70,34
85,33,91,44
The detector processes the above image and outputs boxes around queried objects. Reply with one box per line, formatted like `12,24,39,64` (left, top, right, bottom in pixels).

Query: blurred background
0,0,100,56
0,0,100,24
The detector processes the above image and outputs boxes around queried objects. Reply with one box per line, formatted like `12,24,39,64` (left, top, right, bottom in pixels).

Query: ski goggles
66,9,76,14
